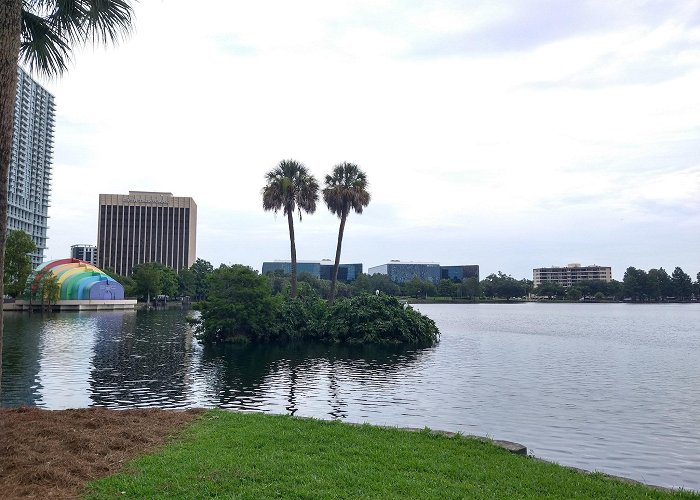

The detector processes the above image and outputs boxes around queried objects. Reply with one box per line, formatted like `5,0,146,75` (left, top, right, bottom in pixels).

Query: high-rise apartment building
71,244,97,266
533,263,612,288
97,191,197,276
8,67,55,268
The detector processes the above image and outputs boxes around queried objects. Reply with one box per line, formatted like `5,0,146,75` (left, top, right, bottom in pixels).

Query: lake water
1,303,699,491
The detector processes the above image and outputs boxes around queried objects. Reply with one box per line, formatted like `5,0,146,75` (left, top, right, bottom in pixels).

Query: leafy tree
0,0,135,395
647,268,673,301
671,267,692,301
366,274,401,296
481,272,525,300
40,274,60,310
623,267,648,301
403,278,436,299
437,279,454,298
194,265,280,343
177,267,195,297
161,266,179,298
534,281,565,299
460,277,480,299
322,162,370,304
132,262,163,304
3,229,35,297
566,287,582,301
190,258,214,300
262,159,319,299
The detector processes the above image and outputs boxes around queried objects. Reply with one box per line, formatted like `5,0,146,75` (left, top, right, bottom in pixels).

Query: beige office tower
97,191,197,276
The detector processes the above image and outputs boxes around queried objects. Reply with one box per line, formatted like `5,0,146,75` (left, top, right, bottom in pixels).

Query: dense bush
323,294,439,345
193,266,440,346
193,265,280,343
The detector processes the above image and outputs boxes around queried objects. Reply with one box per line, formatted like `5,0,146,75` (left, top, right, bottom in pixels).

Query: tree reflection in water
198,341,430,419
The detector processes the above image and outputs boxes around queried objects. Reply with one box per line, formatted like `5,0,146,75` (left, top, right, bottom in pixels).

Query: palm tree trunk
0,0,23,397
329,213,347,305
287,210,297,299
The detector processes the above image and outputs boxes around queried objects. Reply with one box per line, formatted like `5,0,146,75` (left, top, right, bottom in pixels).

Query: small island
190,264,440,346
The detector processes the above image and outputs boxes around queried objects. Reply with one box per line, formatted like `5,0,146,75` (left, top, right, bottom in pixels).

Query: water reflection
89,309,194,408
194,341,427,417
1,313,43,407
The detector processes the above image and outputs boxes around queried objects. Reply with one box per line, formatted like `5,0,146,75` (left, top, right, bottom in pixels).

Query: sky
35,0,700,281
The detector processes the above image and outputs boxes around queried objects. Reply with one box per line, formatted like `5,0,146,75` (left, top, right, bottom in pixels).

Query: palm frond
20,10,72,76
19,0,135,78
81,0,134,45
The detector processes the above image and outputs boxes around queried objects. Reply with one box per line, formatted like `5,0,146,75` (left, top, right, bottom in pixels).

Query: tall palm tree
323,162,370,304
262,159,319,299
0,0,135,392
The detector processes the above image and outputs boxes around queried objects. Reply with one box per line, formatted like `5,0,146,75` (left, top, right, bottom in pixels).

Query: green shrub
195,274,440,346
193,265,280,343
323,294,439,345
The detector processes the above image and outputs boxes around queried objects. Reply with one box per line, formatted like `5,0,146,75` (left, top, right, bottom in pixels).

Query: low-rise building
368,261,442,284
368,261,480,285
261,260,363,282
533,263,612,288
440,265,480,282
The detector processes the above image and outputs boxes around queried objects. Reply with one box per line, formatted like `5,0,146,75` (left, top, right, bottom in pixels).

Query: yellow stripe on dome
55,263,101,284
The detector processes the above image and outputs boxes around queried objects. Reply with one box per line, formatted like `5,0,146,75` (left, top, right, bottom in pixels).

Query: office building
368,261,480,284
8,67,55,268
71,244,97,266
262,260,363,282
320,260,362,282
440,265,480,282
369,261,442,284
262,261,321,277
533,263,612,288
97,191,197,276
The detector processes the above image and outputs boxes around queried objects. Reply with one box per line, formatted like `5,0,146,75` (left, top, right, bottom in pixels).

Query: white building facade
9,67,55,268
533,263,612,288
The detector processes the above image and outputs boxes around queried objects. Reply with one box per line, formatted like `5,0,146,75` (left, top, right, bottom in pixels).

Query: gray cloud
406,1,700,58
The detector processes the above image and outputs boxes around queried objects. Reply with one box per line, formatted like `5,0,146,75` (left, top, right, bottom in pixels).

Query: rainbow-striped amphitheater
24,258,125,301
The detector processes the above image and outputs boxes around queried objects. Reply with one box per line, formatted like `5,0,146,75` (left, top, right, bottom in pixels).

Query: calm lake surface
2,303,699,490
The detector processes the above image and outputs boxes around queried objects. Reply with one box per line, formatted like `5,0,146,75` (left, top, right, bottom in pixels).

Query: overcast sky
36,0,700,280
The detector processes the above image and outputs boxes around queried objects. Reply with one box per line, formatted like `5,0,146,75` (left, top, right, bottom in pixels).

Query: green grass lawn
85,410,698,499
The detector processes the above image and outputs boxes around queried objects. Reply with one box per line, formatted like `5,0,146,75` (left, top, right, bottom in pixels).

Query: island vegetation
190,264,440,346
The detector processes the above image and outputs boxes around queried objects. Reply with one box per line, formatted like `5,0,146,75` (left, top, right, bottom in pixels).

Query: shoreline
0,407,694,497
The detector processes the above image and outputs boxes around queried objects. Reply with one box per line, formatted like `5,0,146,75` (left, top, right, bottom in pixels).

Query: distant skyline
33,1,699,280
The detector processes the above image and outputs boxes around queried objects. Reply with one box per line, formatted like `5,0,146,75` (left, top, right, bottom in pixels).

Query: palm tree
262,159,319,299
0,1,135,393
323,162,370,304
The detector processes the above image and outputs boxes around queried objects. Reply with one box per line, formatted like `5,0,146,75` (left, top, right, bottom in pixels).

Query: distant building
533,263,612,288
440,265,480,282
97,191,197,276
320,261,362,282
261,260,363,282
368,261,442,284
262,261,321,277
71,244,97,266
9,67,55,268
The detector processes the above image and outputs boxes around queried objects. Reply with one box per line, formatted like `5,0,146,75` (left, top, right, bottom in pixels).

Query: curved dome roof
24,258,125,301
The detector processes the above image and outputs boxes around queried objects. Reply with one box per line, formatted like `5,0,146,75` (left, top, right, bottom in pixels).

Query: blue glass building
440,265,479,282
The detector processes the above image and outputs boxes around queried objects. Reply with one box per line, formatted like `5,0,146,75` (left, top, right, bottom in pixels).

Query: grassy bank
85,410,697,499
